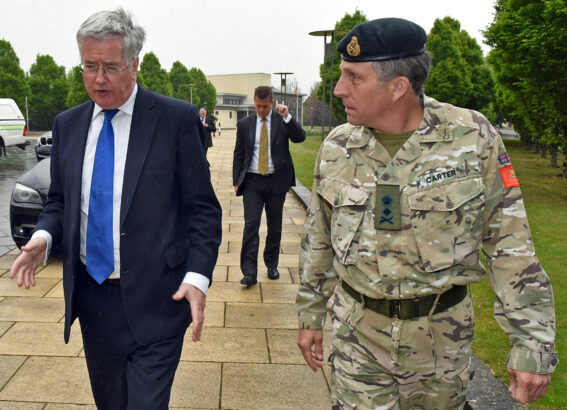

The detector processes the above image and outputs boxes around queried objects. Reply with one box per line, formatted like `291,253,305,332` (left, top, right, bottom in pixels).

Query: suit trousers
240,172,287,278
76,265,185,410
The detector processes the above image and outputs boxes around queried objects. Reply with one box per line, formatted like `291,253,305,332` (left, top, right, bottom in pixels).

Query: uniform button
381,173,390,181
379,249,388,257
446,200,454,208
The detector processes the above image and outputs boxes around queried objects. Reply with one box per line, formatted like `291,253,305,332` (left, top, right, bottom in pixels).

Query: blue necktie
86,109,119,284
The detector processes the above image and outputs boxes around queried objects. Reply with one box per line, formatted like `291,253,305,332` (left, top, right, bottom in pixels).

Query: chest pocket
318,178,370,265
408,177,485,272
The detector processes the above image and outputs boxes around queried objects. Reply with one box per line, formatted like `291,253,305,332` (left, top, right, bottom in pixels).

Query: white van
0,98,28,155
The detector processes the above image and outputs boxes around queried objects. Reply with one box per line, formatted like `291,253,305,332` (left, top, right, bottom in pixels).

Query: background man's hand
297,329,325,371
9,237,47,289
203,123,208,128
172,283,206,342
507,368,551,404
234,185,238,193
276,104,289,118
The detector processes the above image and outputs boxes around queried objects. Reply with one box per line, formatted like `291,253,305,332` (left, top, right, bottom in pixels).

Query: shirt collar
257,110,272,122
91,83,138,120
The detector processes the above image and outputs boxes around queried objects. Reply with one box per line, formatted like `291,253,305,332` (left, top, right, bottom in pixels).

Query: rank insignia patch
375,185,401,231
499,164,520,188
498,152,511,164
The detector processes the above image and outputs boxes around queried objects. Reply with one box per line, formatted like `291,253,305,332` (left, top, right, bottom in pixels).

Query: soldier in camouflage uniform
296,18,558,409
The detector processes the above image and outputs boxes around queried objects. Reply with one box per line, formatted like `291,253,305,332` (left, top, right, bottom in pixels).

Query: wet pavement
0,133,41,256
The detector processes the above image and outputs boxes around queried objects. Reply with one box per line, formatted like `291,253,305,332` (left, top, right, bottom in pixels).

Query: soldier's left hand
507,368,551,403
276,104,289,118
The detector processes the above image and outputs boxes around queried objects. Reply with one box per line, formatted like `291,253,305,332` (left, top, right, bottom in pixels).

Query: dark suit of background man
200,107,216,154
233,86,305,286
10,8,222,409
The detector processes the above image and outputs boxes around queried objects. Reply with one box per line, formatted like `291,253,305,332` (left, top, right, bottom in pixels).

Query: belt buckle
390,300,400,318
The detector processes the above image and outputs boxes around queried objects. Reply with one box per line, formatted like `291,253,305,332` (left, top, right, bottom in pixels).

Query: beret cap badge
346,36,361,57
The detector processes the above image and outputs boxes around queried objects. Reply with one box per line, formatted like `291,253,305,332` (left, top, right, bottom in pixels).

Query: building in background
206,73,305,129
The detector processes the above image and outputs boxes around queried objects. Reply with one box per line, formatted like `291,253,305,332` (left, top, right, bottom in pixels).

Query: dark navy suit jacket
36,86,222,345
232,111,306,196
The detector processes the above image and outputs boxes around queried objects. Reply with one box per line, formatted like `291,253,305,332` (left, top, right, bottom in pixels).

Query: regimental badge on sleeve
499,164,520,188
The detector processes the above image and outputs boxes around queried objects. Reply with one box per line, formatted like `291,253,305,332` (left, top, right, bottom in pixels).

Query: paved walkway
0,131,525,409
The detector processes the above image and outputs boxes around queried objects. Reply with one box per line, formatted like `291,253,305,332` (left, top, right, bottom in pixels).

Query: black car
35,131,52,161
10,158,50,248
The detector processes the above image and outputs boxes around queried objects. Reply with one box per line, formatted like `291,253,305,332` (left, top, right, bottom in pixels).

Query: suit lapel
120,87,159,227
68,101,94,245
247,115,257,150
270,111,280,150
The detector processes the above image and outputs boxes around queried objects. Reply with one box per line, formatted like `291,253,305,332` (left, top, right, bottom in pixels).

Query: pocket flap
164,239,190,269
317,178,370,207
409,177,483,211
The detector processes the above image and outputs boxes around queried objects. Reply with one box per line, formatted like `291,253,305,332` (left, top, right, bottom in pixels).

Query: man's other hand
172,283,206,342
507,368,551,404
297,329,325,371
9,237,47,289
276,104,289,118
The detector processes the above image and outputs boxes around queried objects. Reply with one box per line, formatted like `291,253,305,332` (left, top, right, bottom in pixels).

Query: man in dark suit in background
10,8,222,409
233,86,305,286
200,107,216,155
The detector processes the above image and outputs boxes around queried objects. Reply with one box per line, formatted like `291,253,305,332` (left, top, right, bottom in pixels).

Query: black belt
341,281,467,320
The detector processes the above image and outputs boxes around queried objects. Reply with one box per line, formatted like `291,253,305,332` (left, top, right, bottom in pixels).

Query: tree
0,39,31,111
318,10,368,125
186,67,216,111
66,66,90,108
169,61,192,103
27,54,69,129
139,52,172,97
425,17,495,120
485,0,567,176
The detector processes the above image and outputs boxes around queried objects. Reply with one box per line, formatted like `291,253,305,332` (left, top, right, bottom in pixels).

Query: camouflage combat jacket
296,97,558,374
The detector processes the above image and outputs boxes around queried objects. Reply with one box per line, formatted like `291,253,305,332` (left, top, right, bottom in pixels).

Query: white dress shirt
248,111,292,174
33,84,210,295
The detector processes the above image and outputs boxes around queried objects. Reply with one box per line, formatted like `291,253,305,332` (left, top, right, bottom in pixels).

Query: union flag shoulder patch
498,152,511,164
499,164,520,188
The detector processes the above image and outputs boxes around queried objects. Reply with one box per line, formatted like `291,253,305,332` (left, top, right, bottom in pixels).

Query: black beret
337,17,427,62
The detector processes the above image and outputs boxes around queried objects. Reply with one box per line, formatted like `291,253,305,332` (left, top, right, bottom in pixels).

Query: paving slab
226,302,298,329
0,401,45,409
0,277,59,297
0,357,93,405
0,297,64,322
206,281,261,303
44,405,96,410
180,327,268,363
34,260,63,278
211,265,227,282
0,322,82,356
222,363,330,410
0,322,13,337
44,281,63,298
201,301,225,328
261,282,298,304
169,362,221,409
0,355,27,390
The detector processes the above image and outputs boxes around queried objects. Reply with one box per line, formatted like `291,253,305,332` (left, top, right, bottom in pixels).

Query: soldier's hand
9,237,47,289
276,104,289,118
507,368,551,403
297,329,324,371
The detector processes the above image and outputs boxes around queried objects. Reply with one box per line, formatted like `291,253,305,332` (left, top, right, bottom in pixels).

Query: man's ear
391,76,411,102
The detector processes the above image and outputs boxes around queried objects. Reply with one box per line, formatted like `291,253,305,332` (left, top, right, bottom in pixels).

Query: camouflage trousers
328,283,474,409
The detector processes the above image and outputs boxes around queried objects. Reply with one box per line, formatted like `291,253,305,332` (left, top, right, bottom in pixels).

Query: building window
215,111,219,115
229,112,232,119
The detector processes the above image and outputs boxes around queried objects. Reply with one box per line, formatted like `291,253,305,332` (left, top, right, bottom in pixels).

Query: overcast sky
3,0,496,94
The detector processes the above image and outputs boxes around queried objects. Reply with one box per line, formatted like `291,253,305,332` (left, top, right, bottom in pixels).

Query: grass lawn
291,135,566,409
